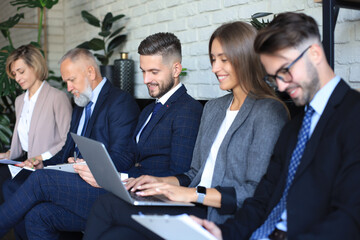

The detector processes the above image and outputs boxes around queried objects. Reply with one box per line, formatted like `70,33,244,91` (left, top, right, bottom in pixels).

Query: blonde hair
6,44,48,80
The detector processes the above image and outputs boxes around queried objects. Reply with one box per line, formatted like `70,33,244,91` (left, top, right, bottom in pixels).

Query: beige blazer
9,81,72,160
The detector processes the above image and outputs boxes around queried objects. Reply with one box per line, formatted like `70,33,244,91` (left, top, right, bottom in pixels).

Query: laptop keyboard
129,191,165,202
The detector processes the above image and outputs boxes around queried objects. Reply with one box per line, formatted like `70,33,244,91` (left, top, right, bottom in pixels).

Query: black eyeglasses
263,45,312,88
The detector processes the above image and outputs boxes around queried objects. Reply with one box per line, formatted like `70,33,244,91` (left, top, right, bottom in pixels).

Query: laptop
71,133,194,207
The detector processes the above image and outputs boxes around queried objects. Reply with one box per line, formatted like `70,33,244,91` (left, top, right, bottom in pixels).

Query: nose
212,61,221,74
15,75,20,83
67,81,73,92
143,72,151,84
276,79,289,92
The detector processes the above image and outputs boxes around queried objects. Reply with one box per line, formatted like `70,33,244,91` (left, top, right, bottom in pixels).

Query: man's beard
74,82,92,107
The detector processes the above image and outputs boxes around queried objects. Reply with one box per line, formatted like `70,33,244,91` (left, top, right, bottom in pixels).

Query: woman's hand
135,183,198,203
124,175,163,191
21,156,43,169
190,215,223,240
0,151,10,159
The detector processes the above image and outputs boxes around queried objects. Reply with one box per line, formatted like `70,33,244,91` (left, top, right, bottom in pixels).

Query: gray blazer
10,81,72,159
185,93,288,224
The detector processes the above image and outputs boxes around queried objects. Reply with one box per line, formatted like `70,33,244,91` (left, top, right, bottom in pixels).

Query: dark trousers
83,193,207,240
0,164,11,204
0,169,106,240
3,170,33,240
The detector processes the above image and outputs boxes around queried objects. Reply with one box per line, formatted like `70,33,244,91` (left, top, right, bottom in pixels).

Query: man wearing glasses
193,12,360,239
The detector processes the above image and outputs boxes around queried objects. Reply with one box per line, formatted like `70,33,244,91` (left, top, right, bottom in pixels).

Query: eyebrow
139,67,160,72
211,53,225,57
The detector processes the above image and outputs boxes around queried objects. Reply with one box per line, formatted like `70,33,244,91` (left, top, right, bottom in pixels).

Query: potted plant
77,10,127,83
0,0,60,150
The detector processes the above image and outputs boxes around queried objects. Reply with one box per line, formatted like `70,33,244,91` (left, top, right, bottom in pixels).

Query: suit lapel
294,80,349,181
211,96,256,187
28,82,49,146
83,80,111,137
138,85,186,143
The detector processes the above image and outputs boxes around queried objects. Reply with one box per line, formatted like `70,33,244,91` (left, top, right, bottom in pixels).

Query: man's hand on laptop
125,175,163,192
72,160,101,188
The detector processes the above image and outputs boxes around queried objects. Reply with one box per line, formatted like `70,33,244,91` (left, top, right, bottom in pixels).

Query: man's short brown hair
254,12,321,54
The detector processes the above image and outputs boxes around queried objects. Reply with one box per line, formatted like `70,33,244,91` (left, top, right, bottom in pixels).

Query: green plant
10,0,59,46
0,0,60,150
250,12,273,30
77,10,127,65
0,114,12,152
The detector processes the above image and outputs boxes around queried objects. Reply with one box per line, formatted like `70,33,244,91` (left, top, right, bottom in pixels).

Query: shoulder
15,93,25,107
205,94,232,108
250,97,288,125
173,90,203,113
47,84,68,99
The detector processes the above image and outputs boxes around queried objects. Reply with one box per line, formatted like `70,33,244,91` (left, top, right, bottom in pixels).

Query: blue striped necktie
251,106,315,239
75,101,93,157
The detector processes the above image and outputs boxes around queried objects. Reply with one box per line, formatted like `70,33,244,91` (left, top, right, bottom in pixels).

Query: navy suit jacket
44,80,140,171
221,80,360,239
124,85,203,177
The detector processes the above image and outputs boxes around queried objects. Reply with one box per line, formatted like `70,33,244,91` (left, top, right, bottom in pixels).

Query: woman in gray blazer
0,45,71,201
83,22,289,239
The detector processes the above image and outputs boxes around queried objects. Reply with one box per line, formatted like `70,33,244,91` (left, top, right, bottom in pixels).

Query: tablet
131,214,217,240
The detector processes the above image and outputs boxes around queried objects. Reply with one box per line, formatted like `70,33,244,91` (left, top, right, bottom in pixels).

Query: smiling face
260,47,320,106
140,55,177,99
210,38,239,91
11,58,42,92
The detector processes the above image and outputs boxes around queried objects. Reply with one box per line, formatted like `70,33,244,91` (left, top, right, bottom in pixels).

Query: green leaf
251,12,272,19
94,53,107,65
102,12,113,32
88,38,105,51
10,0,58,9
109,26,125,39
99,30,111,37
81,10,100,27
10,0,41,9
109,14,125,23
42,0,59,9
1,30,8,39
107,34,126,53
0,13,24,30
77,41,91,50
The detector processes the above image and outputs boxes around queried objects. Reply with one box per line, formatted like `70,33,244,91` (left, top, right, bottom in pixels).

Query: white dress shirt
198,99,238,188
136,83,183,143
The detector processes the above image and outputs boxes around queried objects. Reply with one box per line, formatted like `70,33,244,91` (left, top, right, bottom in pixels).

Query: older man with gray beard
0,48,140,239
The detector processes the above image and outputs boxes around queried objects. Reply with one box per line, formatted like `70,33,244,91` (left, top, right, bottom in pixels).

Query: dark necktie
139,102,162,139
81,101,93,136
75,101,93,157
251,106,315,239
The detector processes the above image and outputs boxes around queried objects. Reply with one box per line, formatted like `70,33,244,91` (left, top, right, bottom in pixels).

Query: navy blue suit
44,80,139,171
0,80,140,239
220,80,360,239
124,85,203,177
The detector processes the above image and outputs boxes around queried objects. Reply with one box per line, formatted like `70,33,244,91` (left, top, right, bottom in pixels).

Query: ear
172,62,182,78
87,65,96,81
308,43,324,66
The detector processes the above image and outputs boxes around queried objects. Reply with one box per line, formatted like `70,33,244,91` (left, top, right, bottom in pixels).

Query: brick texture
0,0,359,99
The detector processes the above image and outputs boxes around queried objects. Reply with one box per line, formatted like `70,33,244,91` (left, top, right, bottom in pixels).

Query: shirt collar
308,75,341,115
156,82,182,105
90,77,107,106
24,81,45,103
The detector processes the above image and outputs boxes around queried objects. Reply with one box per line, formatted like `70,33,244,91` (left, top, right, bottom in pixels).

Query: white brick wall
1,0,360,98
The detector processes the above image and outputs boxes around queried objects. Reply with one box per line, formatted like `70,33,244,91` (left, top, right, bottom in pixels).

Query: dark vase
100,65,117,86
114,52,134,95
